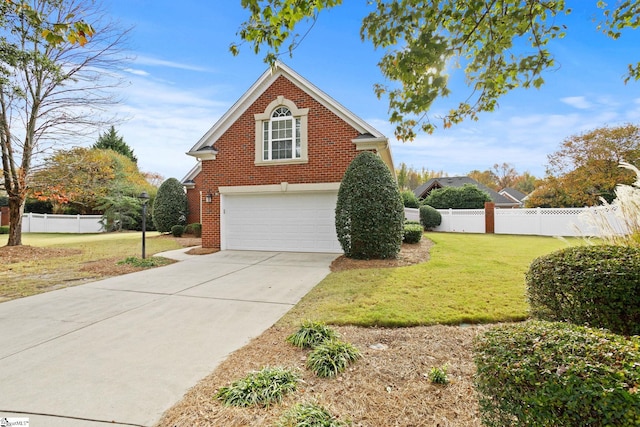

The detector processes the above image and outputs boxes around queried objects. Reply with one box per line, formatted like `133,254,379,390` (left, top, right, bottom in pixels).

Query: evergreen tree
152,178,187,233
93,126,137,163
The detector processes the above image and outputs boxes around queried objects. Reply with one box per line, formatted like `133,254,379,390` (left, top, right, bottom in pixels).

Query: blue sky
99,1,640,182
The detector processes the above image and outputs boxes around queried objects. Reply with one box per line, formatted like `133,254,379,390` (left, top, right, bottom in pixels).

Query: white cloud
123,68,150,76
132,55,214,73
560,96,592,109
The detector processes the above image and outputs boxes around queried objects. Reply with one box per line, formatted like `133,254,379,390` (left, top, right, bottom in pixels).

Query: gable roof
414,176,519,207
183,62,393,183
499,187,527,203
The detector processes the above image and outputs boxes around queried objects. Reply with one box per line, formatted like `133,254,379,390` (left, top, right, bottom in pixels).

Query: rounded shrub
184,223,202,237
335,151,404,259
171,224,184,237
419,205,442,230
152,178,187,233
526,245,640,335
474,321,640,427
403,223,423,243
400,189,420,208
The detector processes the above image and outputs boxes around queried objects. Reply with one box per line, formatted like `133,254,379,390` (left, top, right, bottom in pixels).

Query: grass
281,233,580,327
0,232,182,301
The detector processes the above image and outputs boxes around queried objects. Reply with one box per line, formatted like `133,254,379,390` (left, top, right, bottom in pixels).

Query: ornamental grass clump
276,402,351,427
579,161,640,246
214,366,299,407
286,320,339,349
306,341,361,378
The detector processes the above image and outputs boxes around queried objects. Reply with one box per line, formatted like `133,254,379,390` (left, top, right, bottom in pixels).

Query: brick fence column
485,202,495,234
0,206,8,226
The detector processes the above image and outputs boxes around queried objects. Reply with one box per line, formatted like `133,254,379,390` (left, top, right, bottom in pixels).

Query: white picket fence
405,206,625,237
21,213,104,233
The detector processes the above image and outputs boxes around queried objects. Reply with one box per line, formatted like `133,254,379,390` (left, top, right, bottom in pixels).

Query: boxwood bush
474,321,640,427
419,205,442,230
171,224,184,237
335,152,404,259
184,222,202,237
526,245,640,335
0,225,8,234
403,223,423,243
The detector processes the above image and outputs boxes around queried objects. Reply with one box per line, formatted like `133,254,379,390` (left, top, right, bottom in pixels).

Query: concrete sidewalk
0,250,337,426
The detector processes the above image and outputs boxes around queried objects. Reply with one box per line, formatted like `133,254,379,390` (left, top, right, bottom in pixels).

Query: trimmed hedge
424,183,490,209
526,245,640,335
401,190,420,208
474,321,640,427
335,152,404,259
0,225,8,234
403,223,423,243
419,205,442,230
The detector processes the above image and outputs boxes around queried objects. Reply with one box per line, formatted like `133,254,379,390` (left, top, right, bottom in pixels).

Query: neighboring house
181,62,394,252
413,176,520,208
499,187,527,208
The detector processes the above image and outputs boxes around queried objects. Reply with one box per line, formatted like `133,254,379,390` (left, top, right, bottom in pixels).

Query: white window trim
254,95,309,165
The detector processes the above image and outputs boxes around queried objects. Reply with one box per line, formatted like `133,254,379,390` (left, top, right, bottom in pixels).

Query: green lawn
281,233,580,327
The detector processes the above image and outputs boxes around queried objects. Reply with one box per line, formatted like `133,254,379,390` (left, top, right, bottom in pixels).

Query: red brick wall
192,75,365,248
185,172,204,225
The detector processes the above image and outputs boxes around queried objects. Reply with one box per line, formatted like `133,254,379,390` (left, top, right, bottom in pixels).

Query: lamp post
139,191,150,259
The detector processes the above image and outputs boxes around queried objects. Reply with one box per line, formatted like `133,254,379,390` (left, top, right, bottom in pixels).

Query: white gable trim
187,62,387,154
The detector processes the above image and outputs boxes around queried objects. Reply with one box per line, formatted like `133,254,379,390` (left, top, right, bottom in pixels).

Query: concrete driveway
0,250,337,426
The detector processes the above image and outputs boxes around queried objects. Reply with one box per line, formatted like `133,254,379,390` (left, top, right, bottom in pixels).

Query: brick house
181,62,394,252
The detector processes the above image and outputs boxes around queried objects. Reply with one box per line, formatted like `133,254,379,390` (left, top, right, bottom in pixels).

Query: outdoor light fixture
139,191,150,259
205,193,213,203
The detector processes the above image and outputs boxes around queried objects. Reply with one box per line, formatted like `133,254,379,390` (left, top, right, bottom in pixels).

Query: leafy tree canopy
30,147,153,214
233,1,640,140
93,126,137,163
526,124,640,207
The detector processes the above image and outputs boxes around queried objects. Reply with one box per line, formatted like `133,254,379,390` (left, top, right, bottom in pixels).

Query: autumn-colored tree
469,164,535,192
0,0,124,245
30,148,153,214
468,169,499,190
526,124,640,207
234,1,639,140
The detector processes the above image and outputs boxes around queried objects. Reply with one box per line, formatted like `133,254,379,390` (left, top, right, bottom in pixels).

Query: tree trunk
6,195,25,246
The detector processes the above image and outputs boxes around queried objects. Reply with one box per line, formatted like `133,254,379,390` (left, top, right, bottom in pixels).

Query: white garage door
222,192,342,253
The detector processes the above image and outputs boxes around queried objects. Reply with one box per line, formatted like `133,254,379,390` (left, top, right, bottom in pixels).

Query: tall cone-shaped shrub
152,178,188,232
335,151,404,259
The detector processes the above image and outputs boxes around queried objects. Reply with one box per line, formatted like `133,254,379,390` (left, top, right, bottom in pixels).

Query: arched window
262,107,301,160
254,96,308,165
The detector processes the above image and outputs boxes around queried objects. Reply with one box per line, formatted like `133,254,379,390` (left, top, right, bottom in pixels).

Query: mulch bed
156,238,487,427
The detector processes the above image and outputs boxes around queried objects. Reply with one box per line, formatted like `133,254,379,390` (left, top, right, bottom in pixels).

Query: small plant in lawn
215,366,299,407
117,256,168,268
287,320,339,349
429,364,449,385
276,401,351,427
306,341,361,378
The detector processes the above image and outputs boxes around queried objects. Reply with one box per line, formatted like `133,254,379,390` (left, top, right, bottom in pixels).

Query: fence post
537,207,542,235
485,202,495,234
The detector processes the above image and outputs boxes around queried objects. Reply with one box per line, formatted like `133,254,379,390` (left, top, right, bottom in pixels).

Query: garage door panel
223,192,342,253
